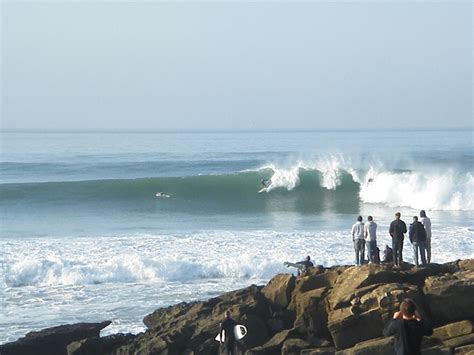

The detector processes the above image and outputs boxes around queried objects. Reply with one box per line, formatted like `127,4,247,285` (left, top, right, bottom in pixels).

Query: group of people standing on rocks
351,210,432,267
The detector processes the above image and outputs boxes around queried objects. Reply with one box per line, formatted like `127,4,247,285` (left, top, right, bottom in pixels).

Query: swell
0,167,472,211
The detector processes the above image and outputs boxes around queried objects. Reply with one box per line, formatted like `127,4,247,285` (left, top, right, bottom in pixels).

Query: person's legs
413,242,419,266
224,339,235,355
354,240,360,265
392,239,398,266
367,240,373,263
420,241,427,265
426,237,431,263
398,239,404,265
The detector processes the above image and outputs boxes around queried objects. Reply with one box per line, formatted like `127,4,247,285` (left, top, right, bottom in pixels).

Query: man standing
364,216,377,263
351,216,365,265
220,310,237,355
419,210,432,263
389,212,407,267
383,298,433,355
409,216,427,267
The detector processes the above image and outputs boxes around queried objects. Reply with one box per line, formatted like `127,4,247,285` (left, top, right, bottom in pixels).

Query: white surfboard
214,324,247,342
258,187,267,193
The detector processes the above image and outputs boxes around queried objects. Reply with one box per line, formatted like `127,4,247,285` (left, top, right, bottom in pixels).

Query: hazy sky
1,1,472,131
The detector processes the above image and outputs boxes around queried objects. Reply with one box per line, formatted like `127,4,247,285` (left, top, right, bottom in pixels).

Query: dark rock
67,333,135,355
266,318,285,333
261,274,296,310
430,320,473,342
245,329,291,354
423,272,474,326
335,336,394,355
281,338,311,355
455,344,474,354
442,333,474,348
0,321,111,355
300,347,336,355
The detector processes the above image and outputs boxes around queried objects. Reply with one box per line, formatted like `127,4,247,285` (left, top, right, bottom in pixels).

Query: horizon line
1,127,473,134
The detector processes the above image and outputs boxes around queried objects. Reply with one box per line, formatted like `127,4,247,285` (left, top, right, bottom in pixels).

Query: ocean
1,130,473,343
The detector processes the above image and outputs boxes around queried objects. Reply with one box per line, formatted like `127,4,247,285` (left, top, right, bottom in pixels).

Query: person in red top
383,298,433,355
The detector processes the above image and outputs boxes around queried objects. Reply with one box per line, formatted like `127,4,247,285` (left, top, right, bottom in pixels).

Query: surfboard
283,262,305,270
258,187,267,193
214,324,247,342
155,192,171,198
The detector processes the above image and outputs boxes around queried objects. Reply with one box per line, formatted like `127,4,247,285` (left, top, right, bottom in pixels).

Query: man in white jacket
364,216,378,263
352,216,365,265
419,210,432,263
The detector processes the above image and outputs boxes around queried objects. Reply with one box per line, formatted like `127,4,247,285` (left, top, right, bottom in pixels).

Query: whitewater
1,130,473,343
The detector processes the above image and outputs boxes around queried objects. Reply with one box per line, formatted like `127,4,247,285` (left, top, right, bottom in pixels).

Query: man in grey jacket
364,216,377,263
351,216,365,265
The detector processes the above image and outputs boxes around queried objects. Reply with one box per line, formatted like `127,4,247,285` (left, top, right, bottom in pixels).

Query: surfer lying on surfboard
284,255,314,275
155,192,172,198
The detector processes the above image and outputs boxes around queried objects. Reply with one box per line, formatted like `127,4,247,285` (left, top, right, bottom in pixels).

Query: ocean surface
1,130,473,343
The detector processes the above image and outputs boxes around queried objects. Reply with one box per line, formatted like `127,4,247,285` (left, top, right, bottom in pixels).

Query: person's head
357,216,363,222
420,210,426,218
400,298,416,317
368,216,373,222
225,310,231,318
306,255,311,261
395,212,401,219
413,216,418,222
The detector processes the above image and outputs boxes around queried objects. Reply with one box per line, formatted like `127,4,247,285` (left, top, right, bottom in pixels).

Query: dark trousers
392,238,404,266
367,240,377,263
224,338,235,355
413,242,427,266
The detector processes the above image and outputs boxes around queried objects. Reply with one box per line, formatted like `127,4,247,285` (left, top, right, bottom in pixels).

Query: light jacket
364,221,377,242
351,221,365,241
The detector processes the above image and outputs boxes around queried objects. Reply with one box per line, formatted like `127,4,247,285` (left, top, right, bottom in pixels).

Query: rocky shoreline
1,259,473,355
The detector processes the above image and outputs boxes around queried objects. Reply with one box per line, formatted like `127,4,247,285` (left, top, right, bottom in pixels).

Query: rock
458,259,474,272
442,333,474,348
430,320,473,342
455,344,474,354
266,318,285,333
420,347,453,354
67,333,135,355
423,272,474,326
281,338,311,355
328,283,421,349
245,329,292,355
262,274,296,310
335,336,394,355
291,287,329,339
300,347,336,355
239,314,270,351
0,321,111,355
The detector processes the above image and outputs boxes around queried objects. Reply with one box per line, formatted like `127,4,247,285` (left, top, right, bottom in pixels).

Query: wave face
1,165,472,213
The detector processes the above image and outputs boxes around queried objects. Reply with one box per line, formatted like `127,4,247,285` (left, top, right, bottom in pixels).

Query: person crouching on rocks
220,310,237,355
383,298,433,355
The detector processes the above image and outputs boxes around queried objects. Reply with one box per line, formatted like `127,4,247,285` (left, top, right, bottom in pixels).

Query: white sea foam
1,227,473,343
258,156,474,211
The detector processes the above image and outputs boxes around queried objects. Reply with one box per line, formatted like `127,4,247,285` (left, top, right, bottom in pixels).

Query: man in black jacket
389,212,407,267
383,298,433,355
220,310,237,355
409,216,427,266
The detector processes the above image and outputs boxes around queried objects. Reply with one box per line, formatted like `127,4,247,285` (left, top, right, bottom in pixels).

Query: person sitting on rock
382,245,394,264
383,298,433,355
220,310,237,355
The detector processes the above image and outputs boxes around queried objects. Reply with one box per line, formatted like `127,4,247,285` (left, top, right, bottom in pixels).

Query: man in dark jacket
220,310,237,355
409,216,427,266
389,212,407,267
383,298,433,355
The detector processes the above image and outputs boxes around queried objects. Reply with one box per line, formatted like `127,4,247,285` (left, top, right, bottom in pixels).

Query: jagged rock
458,259,474,272
300,347,336,355
328,282,421,349
266,318,285,333
281,338,311,355
420,347,453,354
67,333,135,355
291,287,329,339
262,274,296,309
442,333,474,348
0,321,111,355
455,344,474,353
246,329,292,354
335,336,393,354
430,320,473,342
239,314,270,350
423,272,474,326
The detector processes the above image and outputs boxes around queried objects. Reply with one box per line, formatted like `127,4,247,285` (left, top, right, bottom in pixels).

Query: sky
1,1,472,131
